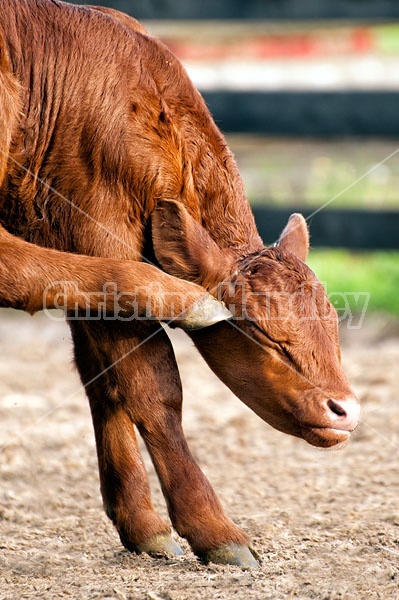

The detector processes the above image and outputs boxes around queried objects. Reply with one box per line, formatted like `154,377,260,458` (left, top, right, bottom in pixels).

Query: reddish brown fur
0,0,359,560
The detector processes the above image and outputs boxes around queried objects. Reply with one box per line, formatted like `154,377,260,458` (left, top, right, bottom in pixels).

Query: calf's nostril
327,398,347,418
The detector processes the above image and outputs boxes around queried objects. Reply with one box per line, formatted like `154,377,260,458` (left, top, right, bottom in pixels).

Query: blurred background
73,0,399,319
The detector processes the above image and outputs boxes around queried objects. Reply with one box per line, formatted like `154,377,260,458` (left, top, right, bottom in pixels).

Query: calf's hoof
176,294,232,330
200,543,259,567
135,533,184,558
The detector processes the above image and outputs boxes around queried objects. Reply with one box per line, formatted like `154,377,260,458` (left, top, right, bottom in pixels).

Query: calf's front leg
70,320,182,557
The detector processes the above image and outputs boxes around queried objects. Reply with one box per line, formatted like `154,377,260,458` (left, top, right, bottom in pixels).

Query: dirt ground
0,309,398,600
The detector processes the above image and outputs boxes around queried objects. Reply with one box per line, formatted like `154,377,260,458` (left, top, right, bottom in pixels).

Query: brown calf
0,0,360,566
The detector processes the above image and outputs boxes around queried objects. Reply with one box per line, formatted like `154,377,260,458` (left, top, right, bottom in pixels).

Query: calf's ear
151,199,234,289
278,213,309,262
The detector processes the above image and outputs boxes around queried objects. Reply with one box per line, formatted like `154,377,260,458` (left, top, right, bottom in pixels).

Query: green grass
307,250,399,315
375,24,399,54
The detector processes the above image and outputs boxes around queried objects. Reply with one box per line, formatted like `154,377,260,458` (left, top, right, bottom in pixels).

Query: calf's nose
326,397,360,431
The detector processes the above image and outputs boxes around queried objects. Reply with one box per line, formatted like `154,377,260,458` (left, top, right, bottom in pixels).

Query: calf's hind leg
71,318,257,566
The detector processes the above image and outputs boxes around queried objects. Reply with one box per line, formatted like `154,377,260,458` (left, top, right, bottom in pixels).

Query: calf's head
152,200,360,448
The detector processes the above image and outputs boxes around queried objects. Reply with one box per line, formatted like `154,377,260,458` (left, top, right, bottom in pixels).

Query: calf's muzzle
301,394,361,448
326,396,361,432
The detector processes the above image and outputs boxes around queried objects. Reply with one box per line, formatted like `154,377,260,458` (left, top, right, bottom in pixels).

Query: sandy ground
0,309,398,599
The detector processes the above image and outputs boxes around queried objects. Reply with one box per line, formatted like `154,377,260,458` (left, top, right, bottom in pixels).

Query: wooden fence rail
71,0,399,20
203,92,399,138
252,207,399,249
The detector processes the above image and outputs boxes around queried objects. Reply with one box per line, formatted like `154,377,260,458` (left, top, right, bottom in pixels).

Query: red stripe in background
164,28,375,61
